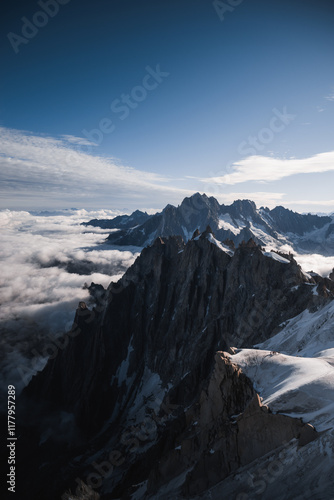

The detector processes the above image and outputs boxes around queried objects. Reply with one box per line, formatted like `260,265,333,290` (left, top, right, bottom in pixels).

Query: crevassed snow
206,233,234,256
263,251,290,264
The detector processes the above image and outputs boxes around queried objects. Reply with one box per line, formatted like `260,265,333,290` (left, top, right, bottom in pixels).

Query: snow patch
206,233,234,256
263,251,290,264
128,367,165,425
181,226,195,241
218,214,241,234
231,344,334,430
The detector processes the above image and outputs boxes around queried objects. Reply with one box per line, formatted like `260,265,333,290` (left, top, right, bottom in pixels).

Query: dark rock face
146,353,317,499
84,193,334,255
105,194,272,247
22,233,333,499
263,205,331,235
26,236,330,430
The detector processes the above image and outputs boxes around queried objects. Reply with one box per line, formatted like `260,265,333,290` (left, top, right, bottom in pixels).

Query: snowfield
230,349,334,431
229,301,334,431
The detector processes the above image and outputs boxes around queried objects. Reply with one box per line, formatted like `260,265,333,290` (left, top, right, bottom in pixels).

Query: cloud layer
3,126,334,213
0,209,140,394
0,126,192,210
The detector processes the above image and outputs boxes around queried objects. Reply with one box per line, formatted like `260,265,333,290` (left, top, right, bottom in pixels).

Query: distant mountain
29,208,79,216
83,209,150,229
83,193,334,255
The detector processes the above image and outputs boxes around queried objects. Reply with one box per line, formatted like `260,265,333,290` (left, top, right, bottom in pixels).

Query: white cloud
0,127,192,210
0,210,140,391
294,253,334,277
201,151,334,185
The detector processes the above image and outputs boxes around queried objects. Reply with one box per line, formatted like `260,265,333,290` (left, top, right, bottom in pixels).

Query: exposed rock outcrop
147,352,317,499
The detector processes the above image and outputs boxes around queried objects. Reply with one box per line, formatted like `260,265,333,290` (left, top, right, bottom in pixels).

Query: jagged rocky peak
162,203,176,213
98,193,334,255
267,205,332,235
239,237,259,248
223,238,236,250
180,192,213,210
201,224,214,237
227,198,257,217
21,226,333,499
25,231,331,432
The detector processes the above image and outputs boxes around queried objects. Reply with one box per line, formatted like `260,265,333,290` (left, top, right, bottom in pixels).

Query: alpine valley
16,193,334,500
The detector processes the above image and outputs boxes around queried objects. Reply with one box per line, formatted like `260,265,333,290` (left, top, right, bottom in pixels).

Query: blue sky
1,0,334,212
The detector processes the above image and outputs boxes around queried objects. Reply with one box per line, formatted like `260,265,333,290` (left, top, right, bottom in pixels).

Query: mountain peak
230,199,257,214
85,193,334,255
180,192,211,210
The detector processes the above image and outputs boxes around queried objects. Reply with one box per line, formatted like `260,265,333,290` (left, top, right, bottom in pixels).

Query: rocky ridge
21,229,334,499
83,193,334,256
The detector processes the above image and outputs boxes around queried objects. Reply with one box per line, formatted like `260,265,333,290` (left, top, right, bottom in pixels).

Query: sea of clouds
0,209,141,397
1,208,334,401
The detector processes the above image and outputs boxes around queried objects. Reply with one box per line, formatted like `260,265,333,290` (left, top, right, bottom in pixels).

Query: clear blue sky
1,0,334,212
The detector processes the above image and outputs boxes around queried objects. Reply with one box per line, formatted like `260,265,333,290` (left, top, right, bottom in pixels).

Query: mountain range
18,220,334,499
83,193,334,256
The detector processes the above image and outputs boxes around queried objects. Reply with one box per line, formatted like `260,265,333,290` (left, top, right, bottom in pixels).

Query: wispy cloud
200,151,334,185
324,91,334,102
0,127,192,209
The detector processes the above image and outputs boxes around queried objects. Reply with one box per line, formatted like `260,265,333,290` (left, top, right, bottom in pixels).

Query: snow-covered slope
230,348,334,431
229,301,334,431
